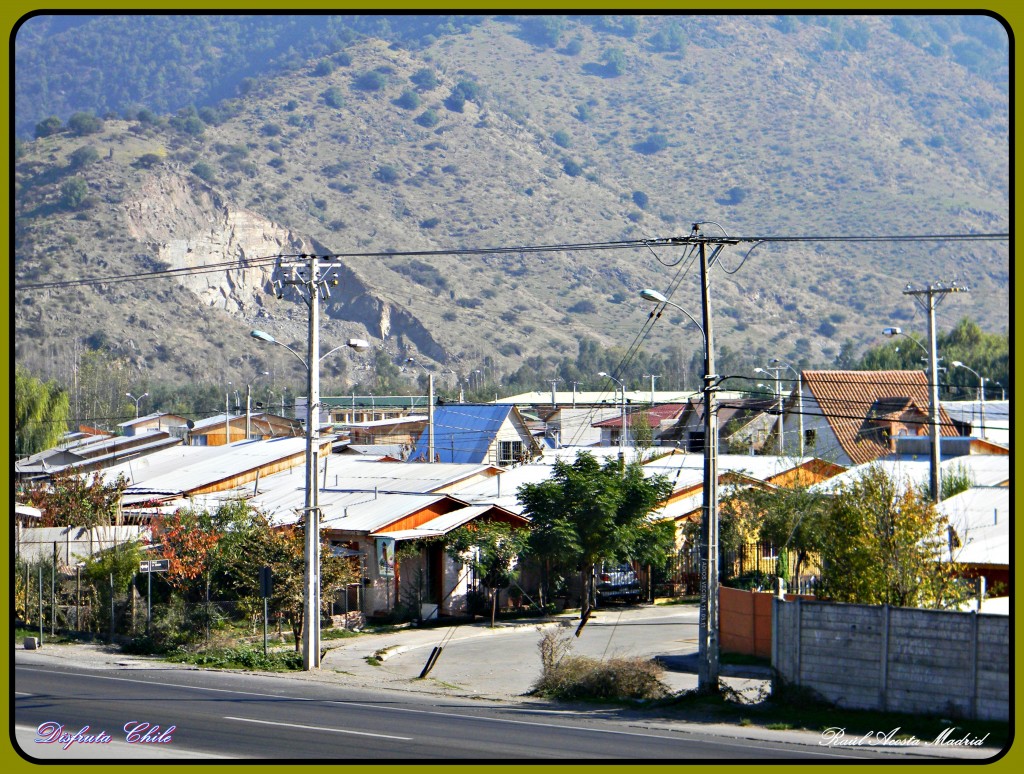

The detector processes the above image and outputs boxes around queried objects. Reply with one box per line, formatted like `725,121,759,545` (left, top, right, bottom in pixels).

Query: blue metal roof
409,404,514,464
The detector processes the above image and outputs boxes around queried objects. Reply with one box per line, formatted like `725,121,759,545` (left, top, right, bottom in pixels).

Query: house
339,414,428,450
196,455,517,617
407,404,541,465
942,400,1010,446
309,394,431,425
117,412,190,438
591,403,688,447
784,370,960,466
657,393,771,453
938,487,1009,595
186,412,302,446
14,430,181,483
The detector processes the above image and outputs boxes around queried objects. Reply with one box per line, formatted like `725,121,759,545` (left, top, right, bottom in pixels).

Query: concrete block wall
772,599,1009,721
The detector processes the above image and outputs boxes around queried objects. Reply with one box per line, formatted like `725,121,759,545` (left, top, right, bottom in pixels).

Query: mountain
13,14,1010,401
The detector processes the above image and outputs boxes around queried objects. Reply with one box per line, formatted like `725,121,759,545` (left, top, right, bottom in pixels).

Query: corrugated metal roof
408,404,515,464
939,487,1009,566
190,413,244,432
812,455,1010,494
373,504,497,539
120,437,310,495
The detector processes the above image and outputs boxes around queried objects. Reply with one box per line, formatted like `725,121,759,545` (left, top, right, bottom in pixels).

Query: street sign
139,559,169,573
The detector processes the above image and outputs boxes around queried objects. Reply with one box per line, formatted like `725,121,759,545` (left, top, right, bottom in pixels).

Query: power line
15,232,1008,292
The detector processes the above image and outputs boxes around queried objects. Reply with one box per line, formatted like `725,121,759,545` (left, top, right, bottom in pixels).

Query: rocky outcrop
122,169,446,361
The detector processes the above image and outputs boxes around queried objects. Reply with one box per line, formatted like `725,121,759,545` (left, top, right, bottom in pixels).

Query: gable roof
592,403,688,429
409,404,533,464
801,370,959,465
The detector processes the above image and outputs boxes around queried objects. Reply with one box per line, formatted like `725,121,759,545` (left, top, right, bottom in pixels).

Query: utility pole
903,282,969,503
697,238,720,693
273,253,343,670
643,374,660,405
547,378,561,406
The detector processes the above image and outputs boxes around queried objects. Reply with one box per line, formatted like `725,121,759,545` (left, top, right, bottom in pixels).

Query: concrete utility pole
903,282,969,503
643,374,660,405
640,224,738,695
257,254,367,670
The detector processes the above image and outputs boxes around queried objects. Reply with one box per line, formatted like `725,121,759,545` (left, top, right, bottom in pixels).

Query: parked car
595,562,642,604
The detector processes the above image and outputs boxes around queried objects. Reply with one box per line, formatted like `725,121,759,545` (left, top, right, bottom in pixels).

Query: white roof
15,503,42,519
114,437,311,496
343,415,427,428
190,413,243,431
812,455,1010,495
938,487,1010,567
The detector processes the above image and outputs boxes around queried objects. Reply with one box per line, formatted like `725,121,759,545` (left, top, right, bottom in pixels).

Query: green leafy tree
410,67,438,91
66,111,104,136
59,177,90,210
34,115,63,138
446,521,530,626
15,368,71,457
29,470,128,528
817,465,971,608
68,145,100,170
603,47,628,76
517,452,674,613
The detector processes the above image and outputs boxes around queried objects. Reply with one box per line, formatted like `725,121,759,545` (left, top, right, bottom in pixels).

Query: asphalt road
11,606,1003,762
13,661,945,762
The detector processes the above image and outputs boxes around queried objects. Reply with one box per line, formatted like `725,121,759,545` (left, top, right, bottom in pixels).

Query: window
804,428,817,447
498,440,524,466
686,431,705,452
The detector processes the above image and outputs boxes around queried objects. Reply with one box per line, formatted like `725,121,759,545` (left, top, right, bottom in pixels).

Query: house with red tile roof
782,370,960,467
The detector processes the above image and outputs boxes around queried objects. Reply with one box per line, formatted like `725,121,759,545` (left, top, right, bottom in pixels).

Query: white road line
223,716,412,741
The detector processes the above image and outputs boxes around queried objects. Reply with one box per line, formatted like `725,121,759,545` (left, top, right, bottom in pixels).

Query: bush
323,87,345,109
353,71,387,92
313,59,335,77
375,164,400,184
416,109,440,128
394,88,421,110
532,628,668,701
410,68,438,90
59,177,90,210
552,130,572,148
191,161,216,182
67,111,104,136
68,145,100,169
35,115,63,138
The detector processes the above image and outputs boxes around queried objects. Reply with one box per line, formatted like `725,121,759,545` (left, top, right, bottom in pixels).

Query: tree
30,470,128,528
15,368,70,457
603,47,628,76
517,452,674,615
68,145,100,170
446,521,530,626
816,465,971,608
66,111,104,136
717,478,828,588
35,115,63,138
59,177,91,210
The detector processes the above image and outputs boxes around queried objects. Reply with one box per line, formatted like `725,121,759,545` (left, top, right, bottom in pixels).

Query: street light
951,361,988,440
754,367,783,455
883,323,941,502
770,358,804,456
598,372,627,453
126,391,148,419
640,287,719,693
251,328,369,670
244,371,270,440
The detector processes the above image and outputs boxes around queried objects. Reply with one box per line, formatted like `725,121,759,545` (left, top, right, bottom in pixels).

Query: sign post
259,567,273,658
140,559,169,632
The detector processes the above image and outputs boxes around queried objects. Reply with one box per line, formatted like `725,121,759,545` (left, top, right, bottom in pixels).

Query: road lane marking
223,716,412,741
13,666,901,759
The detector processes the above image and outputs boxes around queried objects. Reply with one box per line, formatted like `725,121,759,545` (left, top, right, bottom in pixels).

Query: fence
719,586,813,659
773,598,1009,721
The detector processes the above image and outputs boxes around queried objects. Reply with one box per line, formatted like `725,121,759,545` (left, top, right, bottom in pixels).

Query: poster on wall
376,537,395,578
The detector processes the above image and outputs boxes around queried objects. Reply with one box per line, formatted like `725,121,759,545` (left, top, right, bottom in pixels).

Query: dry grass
532,627,669,702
